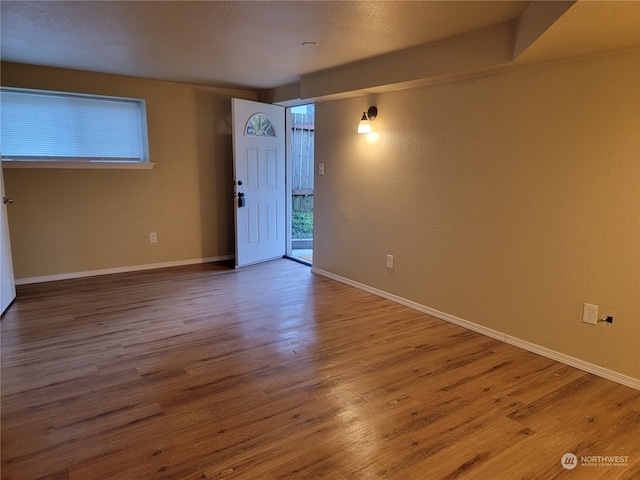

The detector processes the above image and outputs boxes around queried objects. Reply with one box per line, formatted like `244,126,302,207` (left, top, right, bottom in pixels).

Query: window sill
1,160,155,170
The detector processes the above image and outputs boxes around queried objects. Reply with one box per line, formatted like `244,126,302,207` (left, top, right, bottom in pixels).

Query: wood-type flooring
2,260,639,479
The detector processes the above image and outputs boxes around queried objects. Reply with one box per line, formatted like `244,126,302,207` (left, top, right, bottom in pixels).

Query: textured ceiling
1,1,531,89
1,1,637,92
515,1,640,63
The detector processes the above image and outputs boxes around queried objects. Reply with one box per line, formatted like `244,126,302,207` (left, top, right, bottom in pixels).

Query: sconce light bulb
358,112,372,134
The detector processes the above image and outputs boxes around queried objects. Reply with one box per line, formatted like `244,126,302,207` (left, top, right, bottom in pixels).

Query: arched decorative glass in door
245,113,275,136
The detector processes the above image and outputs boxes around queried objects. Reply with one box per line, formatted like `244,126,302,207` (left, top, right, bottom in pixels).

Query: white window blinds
1,88,149,163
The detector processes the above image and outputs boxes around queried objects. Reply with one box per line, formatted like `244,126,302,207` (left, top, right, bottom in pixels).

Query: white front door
232,98,286,267
1,164,16,315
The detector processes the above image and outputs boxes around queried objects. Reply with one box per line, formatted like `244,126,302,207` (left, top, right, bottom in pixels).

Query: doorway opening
287,104,314,265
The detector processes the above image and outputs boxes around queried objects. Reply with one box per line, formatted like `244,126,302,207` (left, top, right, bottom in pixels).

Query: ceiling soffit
290,0,639,102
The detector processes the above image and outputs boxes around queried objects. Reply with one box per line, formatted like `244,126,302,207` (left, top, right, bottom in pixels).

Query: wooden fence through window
291,112,314,212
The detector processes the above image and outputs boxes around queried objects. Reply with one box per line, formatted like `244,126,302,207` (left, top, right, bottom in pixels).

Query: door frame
284,103,315,263
1,163,16,315
285,106,294,258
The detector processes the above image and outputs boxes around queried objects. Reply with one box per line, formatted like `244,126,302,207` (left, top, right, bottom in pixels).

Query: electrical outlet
318,163,325,176
582,303,598,325
386,254,394,269
149,232,158,244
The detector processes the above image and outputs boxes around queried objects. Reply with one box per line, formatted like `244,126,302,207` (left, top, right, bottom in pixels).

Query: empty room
1,1,639,479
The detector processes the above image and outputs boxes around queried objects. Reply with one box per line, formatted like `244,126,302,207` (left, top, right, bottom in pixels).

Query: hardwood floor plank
2,259,639,479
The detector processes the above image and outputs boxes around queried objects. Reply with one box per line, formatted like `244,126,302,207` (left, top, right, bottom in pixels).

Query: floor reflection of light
276,322,318,357
329,381,380,466
272,305,318,356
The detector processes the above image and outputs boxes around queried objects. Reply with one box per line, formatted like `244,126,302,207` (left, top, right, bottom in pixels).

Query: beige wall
313,49,640,380
2,50,638,381
1,62,256,279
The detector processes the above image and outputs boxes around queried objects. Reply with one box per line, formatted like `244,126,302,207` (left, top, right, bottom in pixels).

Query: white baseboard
15,255,234,285
311,267,640,391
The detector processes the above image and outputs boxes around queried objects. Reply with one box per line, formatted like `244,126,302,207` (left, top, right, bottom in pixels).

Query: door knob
3,197,13,205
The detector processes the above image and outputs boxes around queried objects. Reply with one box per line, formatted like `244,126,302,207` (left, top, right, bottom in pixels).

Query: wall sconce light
358,106,377,134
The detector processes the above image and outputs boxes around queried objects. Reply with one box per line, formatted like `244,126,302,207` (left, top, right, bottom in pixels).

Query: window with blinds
0,87,149,164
